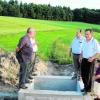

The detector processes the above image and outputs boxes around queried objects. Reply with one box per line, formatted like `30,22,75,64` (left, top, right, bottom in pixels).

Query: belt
73,53,80,55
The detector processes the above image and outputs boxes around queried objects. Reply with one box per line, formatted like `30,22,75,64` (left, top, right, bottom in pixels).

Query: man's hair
27,27,35,33
79,29,82,33
77,29,82,33
85,29,93,33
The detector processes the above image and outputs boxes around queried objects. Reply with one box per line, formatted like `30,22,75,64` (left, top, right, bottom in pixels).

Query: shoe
71,75,77,80
81,89,87,95
32,73,37,76
82,91,87,95
94,98,100,100
25,80,32,83
77,75,81,80
19,84,27,89
81,89,85,92
29,76,33,79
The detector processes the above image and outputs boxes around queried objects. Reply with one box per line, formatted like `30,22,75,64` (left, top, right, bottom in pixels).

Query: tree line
0,0,100,24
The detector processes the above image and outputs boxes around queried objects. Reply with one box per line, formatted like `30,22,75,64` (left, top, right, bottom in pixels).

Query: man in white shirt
80,29,100,94
26,28,38,80
30,37,38,76
70,29,84,79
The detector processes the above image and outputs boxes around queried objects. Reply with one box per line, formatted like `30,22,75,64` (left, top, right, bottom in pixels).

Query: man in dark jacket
16,27,35,89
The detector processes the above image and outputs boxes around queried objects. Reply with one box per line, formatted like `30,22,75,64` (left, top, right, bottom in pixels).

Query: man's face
30,31,35,38
76,32,82,38
85,31,92,41
28,30,35,38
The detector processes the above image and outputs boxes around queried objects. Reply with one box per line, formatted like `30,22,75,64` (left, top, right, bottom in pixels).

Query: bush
93,28,100,33
50,37,72,64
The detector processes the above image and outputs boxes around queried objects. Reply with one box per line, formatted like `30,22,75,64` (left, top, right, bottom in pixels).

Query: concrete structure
18,76,94,100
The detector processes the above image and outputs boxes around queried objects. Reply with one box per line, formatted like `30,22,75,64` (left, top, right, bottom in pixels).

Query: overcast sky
7,0,100,9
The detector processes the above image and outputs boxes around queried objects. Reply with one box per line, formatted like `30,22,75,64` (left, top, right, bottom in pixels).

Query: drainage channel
18,76,83,100
0,92,18,100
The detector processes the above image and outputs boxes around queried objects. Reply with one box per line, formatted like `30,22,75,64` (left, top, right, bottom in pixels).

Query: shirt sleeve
17,37,28,49
81,38,85,53
70,38,74,48
94,39,100,54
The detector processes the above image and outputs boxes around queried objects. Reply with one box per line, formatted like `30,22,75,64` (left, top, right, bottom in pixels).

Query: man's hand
93,75,100,80
88,53,99,62
79,54,82,63
16,47,20,52
79,57,82,63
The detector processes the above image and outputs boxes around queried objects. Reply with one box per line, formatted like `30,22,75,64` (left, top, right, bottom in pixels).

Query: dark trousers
25,60,31,81
27,53,36,78
81,58,95,92
73,54,81,76
19,61,30,85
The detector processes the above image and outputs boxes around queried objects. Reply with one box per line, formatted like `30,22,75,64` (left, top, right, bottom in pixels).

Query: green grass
0,16,100,61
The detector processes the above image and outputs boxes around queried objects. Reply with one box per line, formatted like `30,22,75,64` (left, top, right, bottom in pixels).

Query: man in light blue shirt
80,29,100,94
70,29,84,79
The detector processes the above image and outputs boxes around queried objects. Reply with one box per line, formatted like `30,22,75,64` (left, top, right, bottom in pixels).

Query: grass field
0,16,100,62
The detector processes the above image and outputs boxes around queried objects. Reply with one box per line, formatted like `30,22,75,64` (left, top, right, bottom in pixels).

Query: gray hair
27,27,35,33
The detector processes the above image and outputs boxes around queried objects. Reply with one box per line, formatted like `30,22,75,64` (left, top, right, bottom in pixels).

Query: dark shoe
77,75,81,80
81,89,85,92
94,98,100,100
29,76,33,79
82,91,87,95
71,75,77,80
19,84,27,89
25,80,32,83
32,73,37,76
81,89,87,95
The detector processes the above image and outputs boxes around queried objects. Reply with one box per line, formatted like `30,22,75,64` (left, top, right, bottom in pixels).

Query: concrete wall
18,76,94,100
18,91,94,100
34,76,77,91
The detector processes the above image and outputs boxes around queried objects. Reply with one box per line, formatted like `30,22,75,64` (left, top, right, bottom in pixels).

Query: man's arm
69,48,72,57
16,47,20,52
16,37,27,52
88,40,100,62
79,52,83,63
94,75,100,80
69,39,73,57
88,53,100,62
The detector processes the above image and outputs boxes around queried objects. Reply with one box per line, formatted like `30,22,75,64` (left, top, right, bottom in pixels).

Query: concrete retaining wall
18,76,94,100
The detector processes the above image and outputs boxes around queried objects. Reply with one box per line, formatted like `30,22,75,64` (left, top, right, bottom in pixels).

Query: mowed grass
0,16,100,60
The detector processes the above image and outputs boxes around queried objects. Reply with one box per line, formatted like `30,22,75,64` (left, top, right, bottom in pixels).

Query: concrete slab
18,76,94,100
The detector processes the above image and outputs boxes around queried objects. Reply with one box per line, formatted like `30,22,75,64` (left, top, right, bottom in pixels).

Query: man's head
76,29,82,38
85,29,93,41
27,27,35,38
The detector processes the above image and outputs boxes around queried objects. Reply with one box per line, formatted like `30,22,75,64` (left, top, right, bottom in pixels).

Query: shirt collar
86,37,93,42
